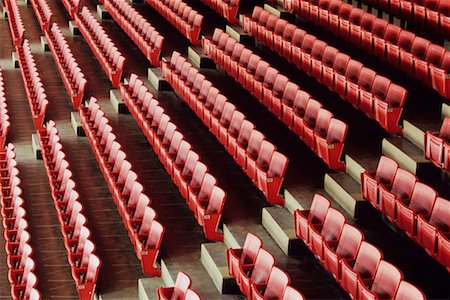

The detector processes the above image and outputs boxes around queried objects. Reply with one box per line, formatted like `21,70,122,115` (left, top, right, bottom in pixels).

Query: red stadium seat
227,233,263,282
250,267,290,300
157,272,191,300
424,117,450,169
358,261,403,300
294,194,331,244
394,281,426,300
238,248,275,297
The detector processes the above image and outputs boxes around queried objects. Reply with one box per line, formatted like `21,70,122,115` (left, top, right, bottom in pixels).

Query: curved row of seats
75,6,125,87
202,31,348,171
294,193,426,299
200,0,240,23
29,0,52,31
157,272,201,300
44,23,87,109
119,74,226,241
5,0,25,47
361,156,450,272
36,121,101,300
0,68,11,149
145,0,204,45
16,40,48,131
226,233,305,299
78,97,165,276
103,0,164,66
1,144,41,300
161,51,289,206
61,0,81,19
424,116,450,171
359,0,450,38
243,7,407,134
284,0,450,99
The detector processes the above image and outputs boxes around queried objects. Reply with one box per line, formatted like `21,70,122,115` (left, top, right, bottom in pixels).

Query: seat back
335,224,364,260
333,53,351,75
174,141,192,167
410,37,431,60
250,248,275,285
326,119,347,144
322,46,339,67
293,91,311,117
206,186,226,214
237,120,255,148
254,61,270,82
172,272,192,300
145,220,164,249
198,173,217,205
314,109,334,137
189,162,207,193
301,34,317,53
320,208,346,242
375,156,398,186
390,169,417,201
429,197,450,232
247,130,265,159
261,267,291,299
408,182,437,215
394,281,426,300
256,141,275,171
369,261,403,299
228,111,245,138
291,28,306,47
303,99,323,128
271,75,288,99
282,82,300,107
181,151,200,179
241,233,263,265
357,68,377,91
309,194,331,224
282,286,305,300
267,152,289,179
219,103,236,128
353,242,383,280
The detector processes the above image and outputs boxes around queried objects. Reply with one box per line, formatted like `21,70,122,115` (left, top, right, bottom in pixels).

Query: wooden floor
0,0,449,299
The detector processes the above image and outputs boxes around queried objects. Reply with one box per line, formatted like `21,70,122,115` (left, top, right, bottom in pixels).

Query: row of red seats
36,121,101,300
145,0,204,45
161,51,289,206
78,97,165,276
424,116,450,171
157,272,201,300
1,144,41,300
0,68,11,149
200,0,240,23
294,193,426,299
75,6,125,87
103,0,164,66
284,0,450,99
16,40,49,131
361,156,450,272
119,74,226,241
360,0,450,38
202,30,348,171
243,7,407,134
5,0,25,47
44,23,87,109
61,0,81,18
29,0,52,31
226,233,305,299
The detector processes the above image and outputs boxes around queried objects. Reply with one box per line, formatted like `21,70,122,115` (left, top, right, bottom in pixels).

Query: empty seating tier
294,193,427,298
361,156,450,272
358,0,450,38
5,0,25,47
284,0,450,99
202,32,348,171
103,0,164,66
29,0,52,31
78,96,165,276
145,0,204,45
0,68,11,149
226,233,305,299
243,7,408,135
44,23,87,109
75,6,125,87
16,39,49,131
161,52,289,205
61,0,81,19
157,272,202,299
1,144,42,300
119,74,226,241
200,0,240,23
36,121,101,300
424,117,450,171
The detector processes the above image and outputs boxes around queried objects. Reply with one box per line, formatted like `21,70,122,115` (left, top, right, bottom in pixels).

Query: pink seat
358,261,403,300
237,248,275,297
250,267,290,300
226,233,262,283
394,281,426,300
157,272,191,300
282,286,305,300
340,241,383,298
294,194,331,244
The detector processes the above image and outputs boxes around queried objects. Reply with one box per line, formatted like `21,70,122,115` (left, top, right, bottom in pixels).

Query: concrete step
226,24,254,45
442,103,450,119
147,67,172,91
110,89,129,114
160,259,175,287
97,4,110,19
138,277,165,300
284,188,305,213
324,173,369,219
344,154,366,184
263,3,293,19
188,46,215,69
261,207,301,255
382,136,437,179
402,119,426,149
200,243,239,294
